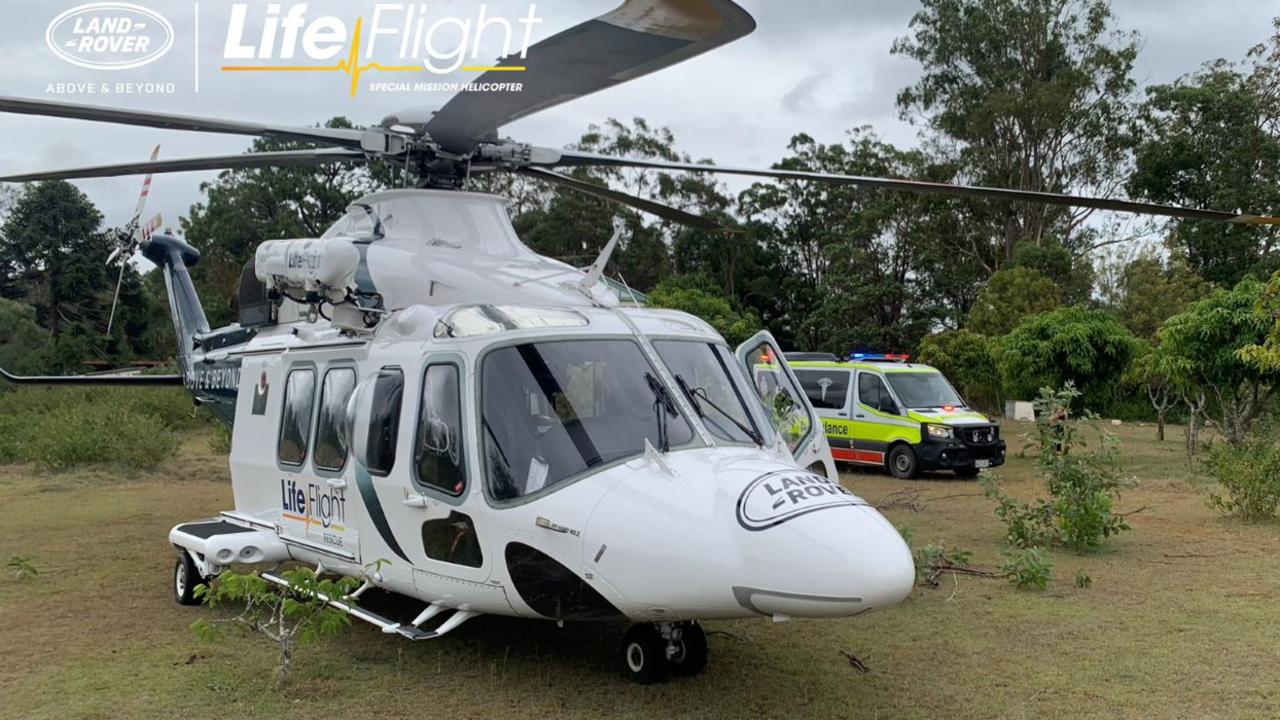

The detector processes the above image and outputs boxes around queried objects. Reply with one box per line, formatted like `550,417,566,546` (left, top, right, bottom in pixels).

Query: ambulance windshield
886,372,964,409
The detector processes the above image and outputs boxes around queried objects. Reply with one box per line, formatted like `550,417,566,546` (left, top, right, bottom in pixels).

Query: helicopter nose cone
733,472,915,618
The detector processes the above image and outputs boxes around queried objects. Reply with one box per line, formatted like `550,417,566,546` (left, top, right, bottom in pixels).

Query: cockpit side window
415,364,466,496
277,368,316,466
365,368,404,477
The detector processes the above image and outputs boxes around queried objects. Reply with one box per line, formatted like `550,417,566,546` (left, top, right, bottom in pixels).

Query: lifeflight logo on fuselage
736,470,865,531
282,478,347,531
221,3,542,97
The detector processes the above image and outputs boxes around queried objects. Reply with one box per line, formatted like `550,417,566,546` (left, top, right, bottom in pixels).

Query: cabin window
794,369,851,411
365,368,404,477
415,364,466,496
277,369,316,466
314,368,357,472
481,339,694,501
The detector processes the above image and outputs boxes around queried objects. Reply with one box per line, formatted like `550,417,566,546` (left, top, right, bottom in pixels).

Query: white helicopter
2,0,1276,684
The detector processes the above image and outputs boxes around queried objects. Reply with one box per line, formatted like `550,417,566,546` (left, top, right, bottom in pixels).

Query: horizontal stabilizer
0,367,184,386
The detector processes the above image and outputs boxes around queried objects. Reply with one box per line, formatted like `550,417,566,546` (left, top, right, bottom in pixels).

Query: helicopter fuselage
167,190,913,627
195,301,913,624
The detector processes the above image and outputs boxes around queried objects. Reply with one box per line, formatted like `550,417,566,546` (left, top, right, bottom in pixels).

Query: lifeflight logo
221,3,543,97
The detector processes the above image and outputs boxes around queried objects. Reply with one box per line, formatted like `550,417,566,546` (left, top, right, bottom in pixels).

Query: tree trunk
1156,410,1165,442
276,638,292,690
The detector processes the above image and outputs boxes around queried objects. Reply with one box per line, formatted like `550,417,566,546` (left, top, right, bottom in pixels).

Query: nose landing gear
621,621,708,684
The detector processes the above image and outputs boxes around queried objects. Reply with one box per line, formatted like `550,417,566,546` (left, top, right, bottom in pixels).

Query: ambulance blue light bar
850,352,912,363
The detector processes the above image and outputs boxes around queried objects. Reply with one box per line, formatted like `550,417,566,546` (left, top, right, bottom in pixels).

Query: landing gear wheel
621,624,668,685
173,552,203,606
887,445,919,479
955,467,981,480
668,622,708,678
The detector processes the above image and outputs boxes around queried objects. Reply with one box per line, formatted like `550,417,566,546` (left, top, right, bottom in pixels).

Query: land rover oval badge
736,470,864,531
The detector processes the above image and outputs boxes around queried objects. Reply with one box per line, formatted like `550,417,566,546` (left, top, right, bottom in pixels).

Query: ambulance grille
962,426,999,445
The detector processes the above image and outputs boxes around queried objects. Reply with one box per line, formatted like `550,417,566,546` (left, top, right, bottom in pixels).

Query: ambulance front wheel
887,445,919,479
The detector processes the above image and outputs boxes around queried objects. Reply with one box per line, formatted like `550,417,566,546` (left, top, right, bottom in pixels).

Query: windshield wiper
644,372,677,453
675,374,764,447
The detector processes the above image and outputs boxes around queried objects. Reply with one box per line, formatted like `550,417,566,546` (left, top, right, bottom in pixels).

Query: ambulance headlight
925,424,954,439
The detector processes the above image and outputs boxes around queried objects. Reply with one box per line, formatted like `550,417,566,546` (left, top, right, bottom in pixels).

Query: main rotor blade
516,166,725,230
551,152,1280,225
425,0,756,154
0,96,365,149
0,149,367,182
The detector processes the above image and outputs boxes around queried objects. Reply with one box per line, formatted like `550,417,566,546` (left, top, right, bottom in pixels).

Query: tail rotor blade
141,214,163,242
129,144,161,229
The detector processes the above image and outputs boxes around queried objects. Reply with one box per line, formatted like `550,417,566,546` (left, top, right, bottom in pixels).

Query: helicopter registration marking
736,470,865,531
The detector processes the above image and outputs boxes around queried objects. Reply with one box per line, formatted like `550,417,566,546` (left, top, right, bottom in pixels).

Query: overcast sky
0,0,1276,231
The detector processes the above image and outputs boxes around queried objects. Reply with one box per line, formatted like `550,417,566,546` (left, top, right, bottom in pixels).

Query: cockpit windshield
653,340,765,446
885,372,964,409
482,339,695,501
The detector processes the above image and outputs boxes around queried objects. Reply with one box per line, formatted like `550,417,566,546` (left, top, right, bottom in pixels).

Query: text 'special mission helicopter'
2,0,1277,684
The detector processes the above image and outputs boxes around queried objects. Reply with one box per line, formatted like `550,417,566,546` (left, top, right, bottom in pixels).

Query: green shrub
21,402,178,470
0,387,190,470
914,541,973,587
984,384,1132,552
1001,547,1053,590
1203,432,1280,520
1074,569,1093,589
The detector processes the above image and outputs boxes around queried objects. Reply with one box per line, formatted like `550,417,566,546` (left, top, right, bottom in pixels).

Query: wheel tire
173,552,203,607
954,467,981,480
668,622,708,678
887,445,919,480
621,624,668,685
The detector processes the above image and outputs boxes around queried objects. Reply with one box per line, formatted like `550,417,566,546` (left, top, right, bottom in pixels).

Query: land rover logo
46,3,174,70
736,470,864,531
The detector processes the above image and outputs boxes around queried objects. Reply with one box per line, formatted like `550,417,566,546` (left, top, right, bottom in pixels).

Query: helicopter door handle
402,495,431,509
327,478,347,490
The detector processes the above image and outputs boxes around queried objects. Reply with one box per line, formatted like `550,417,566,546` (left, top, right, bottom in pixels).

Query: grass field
2,419,1278,719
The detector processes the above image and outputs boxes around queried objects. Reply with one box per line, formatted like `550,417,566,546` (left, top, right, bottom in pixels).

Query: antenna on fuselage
577,219,624,304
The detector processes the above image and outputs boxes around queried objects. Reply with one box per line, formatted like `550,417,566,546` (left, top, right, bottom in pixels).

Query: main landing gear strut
621,621,708,684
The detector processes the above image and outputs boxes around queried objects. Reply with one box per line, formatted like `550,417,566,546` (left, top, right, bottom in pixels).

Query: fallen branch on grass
839,649,871,673
919,560,1002,587
873,489,986,513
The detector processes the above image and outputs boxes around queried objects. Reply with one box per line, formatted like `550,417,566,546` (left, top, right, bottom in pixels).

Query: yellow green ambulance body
786,354,1006,479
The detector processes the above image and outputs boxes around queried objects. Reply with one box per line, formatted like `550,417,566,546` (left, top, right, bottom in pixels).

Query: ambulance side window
415,364,466,496
278,369,316,466
365,368,405,477
314,368,357,472
858,372,895,414
795,369,850,410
